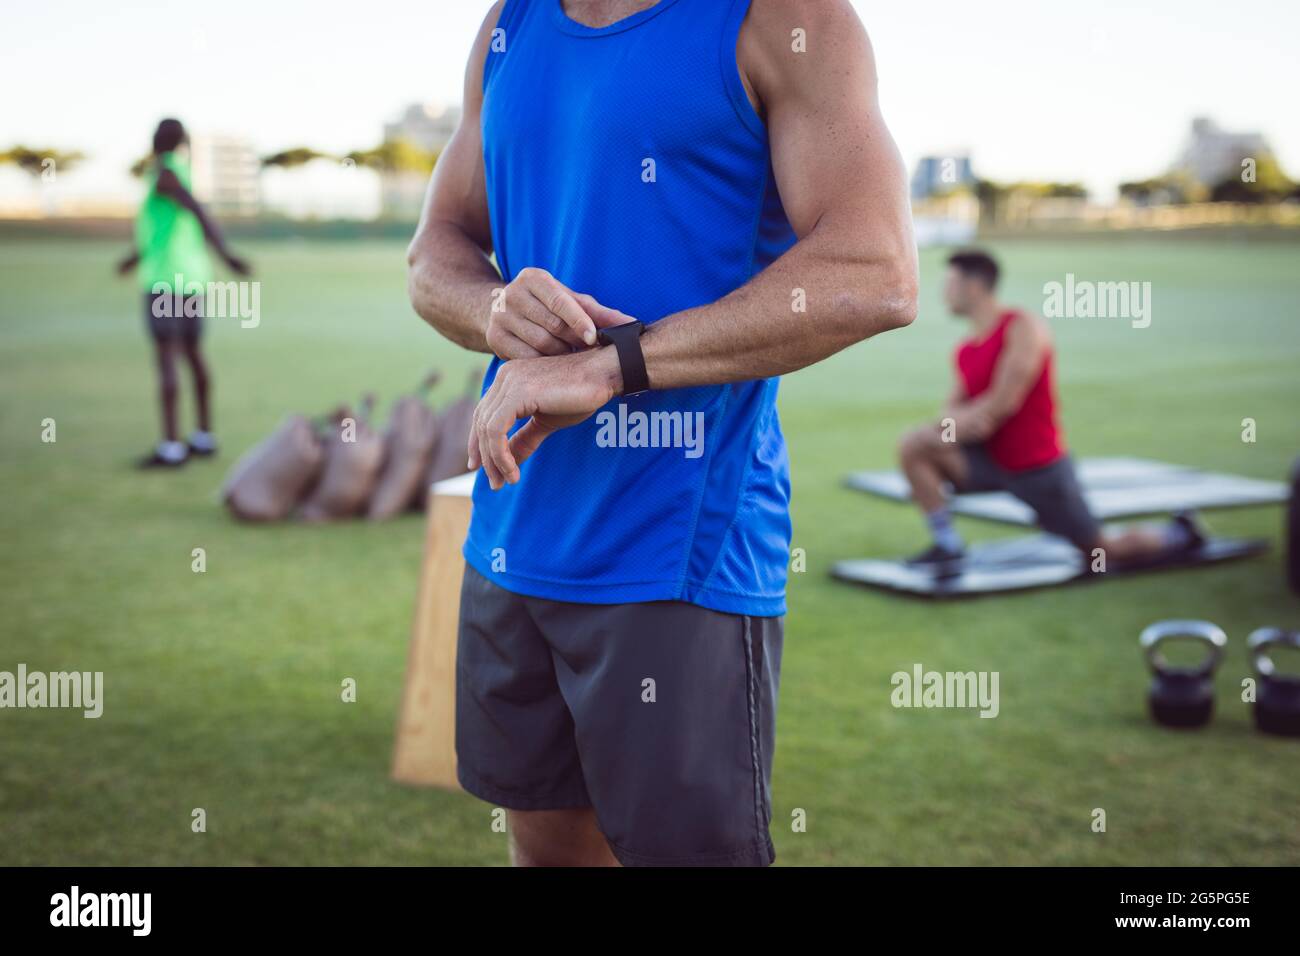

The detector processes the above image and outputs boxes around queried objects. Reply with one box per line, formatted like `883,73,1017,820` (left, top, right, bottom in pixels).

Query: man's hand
223,252,252,276
487,267,632,360
469,346,623,489
116,250,139,276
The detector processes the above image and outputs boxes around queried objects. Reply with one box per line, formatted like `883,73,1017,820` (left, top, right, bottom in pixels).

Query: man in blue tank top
408,0,917,866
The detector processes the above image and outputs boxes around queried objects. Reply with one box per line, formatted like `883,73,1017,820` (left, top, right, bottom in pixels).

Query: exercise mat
844,457,1287,526
831,530,1267,599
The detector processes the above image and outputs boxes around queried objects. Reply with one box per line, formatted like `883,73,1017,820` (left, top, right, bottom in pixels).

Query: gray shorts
144,291,204,341
956,445,1101,551
455,564,783,867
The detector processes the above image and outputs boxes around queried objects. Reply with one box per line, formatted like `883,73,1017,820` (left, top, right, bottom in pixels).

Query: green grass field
1,235,1297,866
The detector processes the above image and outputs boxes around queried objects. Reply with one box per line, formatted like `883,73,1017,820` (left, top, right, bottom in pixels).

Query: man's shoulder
1006,308,1054,350
471,1,508,63
742,0,862,37
739,0,869,69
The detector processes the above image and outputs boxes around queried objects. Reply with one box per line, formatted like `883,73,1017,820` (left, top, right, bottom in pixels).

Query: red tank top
955,310,1064,472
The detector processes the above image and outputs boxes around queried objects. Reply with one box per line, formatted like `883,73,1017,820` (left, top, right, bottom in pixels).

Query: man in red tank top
898,250,1201,572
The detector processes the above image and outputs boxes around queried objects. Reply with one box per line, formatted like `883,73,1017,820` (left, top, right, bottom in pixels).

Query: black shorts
455,564,783,867
956,445,1101,551
144,291,204,341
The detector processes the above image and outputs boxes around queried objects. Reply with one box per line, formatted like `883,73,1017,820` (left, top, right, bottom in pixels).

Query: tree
0,146,85,181
1208,154,1294,204
973,178,1010,225
342,138,439,175
971,179,1088,224
261,147,332,170
1118,172,1203,206
1042,182,1088,199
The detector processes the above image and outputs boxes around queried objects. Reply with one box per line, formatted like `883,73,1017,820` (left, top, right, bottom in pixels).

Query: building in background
910,153,978,245
1173,117,1272,189
190,134,261,217
910,153,974,201
380,103,460,219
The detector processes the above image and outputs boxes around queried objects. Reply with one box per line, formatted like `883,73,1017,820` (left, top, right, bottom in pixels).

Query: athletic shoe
187,430,218,457
905,543,966,578
1167,510,1208,553
137,440,189,469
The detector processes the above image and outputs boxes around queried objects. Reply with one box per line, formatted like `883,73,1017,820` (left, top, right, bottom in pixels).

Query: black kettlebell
1247,627,1300,737
1140,620,1226,728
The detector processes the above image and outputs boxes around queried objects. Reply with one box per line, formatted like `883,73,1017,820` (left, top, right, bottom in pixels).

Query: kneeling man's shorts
455,564,783,867
956,445,1100,551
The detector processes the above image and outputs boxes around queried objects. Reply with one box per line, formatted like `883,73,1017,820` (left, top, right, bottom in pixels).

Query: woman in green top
118,118,250,468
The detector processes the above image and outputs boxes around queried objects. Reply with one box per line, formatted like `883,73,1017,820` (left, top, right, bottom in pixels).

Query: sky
3,0,1297,206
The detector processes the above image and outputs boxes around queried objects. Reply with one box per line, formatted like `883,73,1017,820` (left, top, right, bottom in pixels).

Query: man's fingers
527,273,597,346
515,295,582,347
483,404,520,485
506,310,572,355
490,329,545,361
469,420,499,488
470,381,517,490
573,293,636,330
467,429,481,472
509,270,633,349
471,405,506,490
477,425,505,489
508,418,554,466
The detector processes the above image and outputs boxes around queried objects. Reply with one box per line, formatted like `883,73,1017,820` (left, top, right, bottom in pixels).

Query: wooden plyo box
391,474,475,790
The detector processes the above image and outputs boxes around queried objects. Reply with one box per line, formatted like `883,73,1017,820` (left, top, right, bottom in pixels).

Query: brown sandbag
298,396,386,522
222,415,325,522
366,372,442,520
417,366,483,507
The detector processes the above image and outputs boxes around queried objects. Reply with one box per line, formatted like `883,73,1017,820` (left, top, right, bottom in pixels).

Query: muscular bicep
411,2,498,253
745,0,911,255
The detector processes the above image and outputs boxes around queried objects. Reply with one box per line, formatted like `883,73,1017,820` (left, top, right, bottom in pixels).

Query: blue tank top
466,0,797,616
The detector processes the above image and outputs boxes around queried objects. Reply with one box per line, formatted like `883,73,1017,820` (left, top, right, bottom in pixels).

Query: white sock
927,509,964,552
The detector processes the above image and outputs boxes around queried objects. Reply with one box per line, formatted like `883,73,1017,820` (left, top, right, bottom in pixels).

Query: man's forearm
407,220,499,354
640,230,916,391
949,397,1002,443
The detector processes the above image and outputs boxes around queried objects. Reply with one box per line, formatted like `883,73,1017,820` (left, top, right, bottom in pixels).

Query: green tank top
134,151,211,293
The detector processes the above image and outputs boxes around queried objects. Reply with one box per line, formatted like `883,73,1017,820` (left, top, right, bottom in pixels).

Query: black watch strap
597,321,649,395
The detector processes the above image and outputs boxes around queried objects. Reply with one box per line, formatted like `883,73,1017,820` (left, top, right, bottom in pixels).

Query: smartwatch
596,320,650,395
